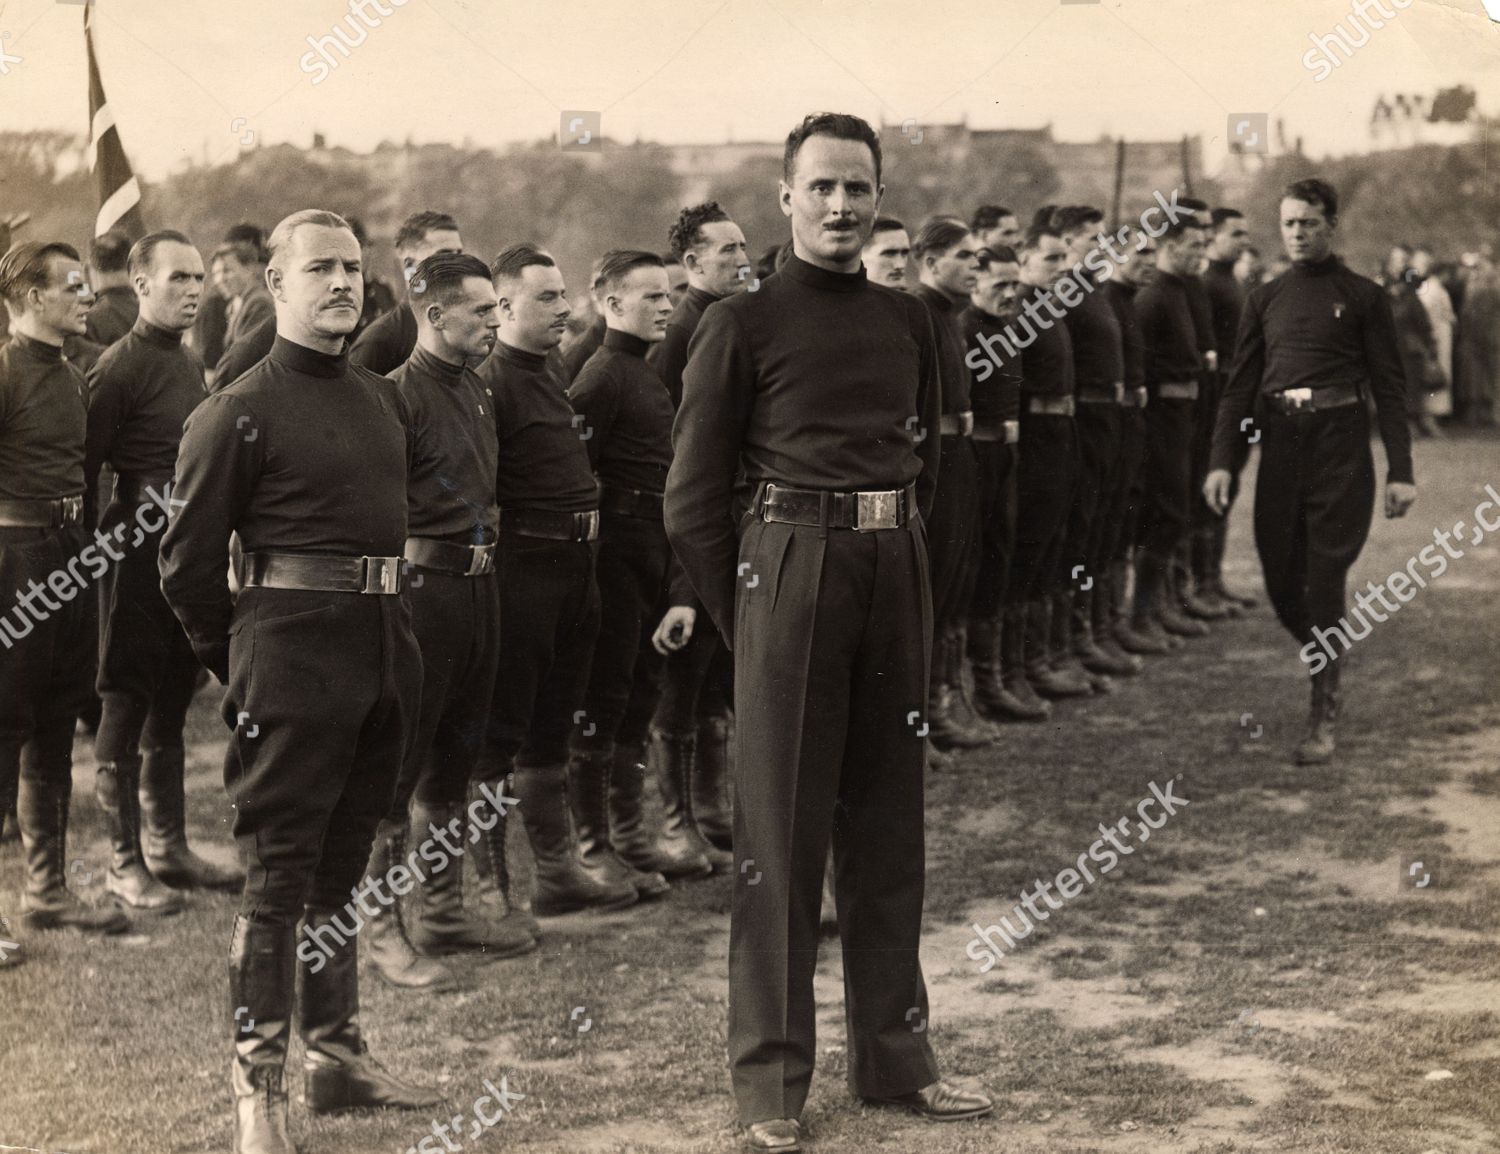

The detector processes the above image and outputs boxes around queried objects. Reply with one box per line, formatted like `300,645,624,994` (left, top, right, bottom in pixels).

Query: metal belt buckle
1112,381,1125,404
855,490,898,531
60,495,84,524
576,510,599,541
465,545,495,577
1283,387,1314,410
959,411,974,436
360,555,402,594
1004,419,1020,444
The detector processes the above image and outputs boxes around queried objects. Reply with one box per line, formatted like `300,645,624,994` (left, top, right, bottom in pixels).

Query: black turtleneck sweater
86,318,206,497
0,331,88,501
960,305,1023,422
389,344,499,545
349,302,418,376
160,336,411,676
85,285,140,348
664,252,942,638
1103,280,1147,393
567,328,674,495
1063,275,1124,392
914,284,971,414
1014,284,1075,399
649,286,721,408
1137,271,1203,391
475,340,599,515
1211,255,1413,484
1204,258,1245,362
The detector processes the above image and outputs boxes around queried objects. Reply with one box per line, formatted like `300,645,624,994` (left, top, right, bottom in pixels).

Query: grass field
2,430,1497,1154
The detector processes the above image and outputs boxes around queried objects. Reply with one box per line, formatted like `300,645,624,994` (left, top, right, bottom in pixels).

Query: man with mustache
648,202,751,868
0,240,127,954
470,244,639,918
86,231,240,914
160,209,439,1154
666,112,991,1153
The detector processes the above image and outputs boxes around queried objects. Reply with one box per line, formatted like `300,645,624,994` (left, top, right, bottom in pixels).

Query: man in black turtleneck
912,216,994,754
471,244,640,920
666,112,989,1153
568,249,714,889
86,230,239,918
647,203,749,867
362,252,537,995
160,209,439,1154
0,240,127,951
1207,178,1414,767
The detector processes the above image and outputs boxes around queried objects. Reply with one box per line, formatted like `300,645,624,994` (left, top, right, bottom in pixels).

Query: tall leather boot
299,908,444,1114
1073,587,1136,677
971,613,1040,720
1049,589,1104,694
407,799,536,960
19,775,129,934
1158,559,1210,637
691,715,733,853
649,727,731,873
566,749,670,898
96,755,184,913
1294,660,1341,766
1026,597,1090,699
229,915,295,1154
140,745,242,890
928,630,991,749
610,741,712,880
1090,570,1142,674
1192,530,1239,617
467,779,542,942
361,818,457,991
1126,553,1175,654
512,762,638,915
948,624,1000,741
997,605,1050,719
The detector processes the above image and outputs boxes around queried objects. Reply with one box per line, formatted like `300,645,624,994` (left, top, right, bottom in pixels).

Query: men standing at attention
86,230,240,915
666,112,991,1154
362,252,538,994
568,250,715,886
1206,178,1414,766
473,244,640,917
161,209,439,1153
349,210,465,375
648,203,750,864
1,241,127,946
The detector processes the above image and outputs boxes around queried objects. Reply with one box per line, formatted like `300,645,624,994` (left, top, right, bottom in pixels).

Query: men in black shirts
568,250,713,885
666,112,990,1151
365,253,538,993
1009,225,1091,699
473,244,640,916
912,216,993,749
1206,178,1415,766
86,231,239,913
962,244,1046,720
648,203,750,863
0,241,127,942
160,209,439,1154
1133,216,1212,648
862,217,912,290
84,229,139,347
1200,207,1257,611
348,210,464,375
970,204,1022,254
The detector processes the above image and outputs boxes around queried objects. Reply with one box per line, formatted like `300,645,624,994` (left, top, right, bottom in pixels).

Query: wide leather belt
758,481,917,532
1267,383,1362,414
972,418,1020,444
114,474,176,505
1078,381,1126,405
503,507,599,542
403,538,495,577
1157,380,1199,401
1026,395,1076,417
0,494,84,528
1125,386,1149,408
241,551,405,594
938,410,975,437
599,484,664,521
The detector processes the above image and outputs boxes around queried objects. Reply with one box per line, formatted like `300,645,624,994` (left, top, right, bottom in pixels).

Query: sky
2,0,1499,181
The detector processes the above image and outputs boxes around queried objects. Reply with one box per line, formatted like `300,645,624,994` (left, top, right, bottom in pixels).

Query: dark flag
85,0,144,239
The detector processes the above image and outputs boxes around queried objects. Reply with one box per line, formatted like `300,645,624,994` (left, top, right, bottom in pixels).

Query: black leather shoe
744,1119,803,1151
866,1079,994,1121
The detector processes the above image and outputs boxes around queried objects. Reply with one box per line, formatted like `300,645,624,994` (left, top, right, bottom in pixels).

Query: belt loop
818,491,830,539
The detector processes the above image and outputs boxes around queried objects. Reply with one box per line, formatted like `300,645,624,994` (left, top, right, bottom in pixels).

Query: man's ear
265,266,284,300
778,181,793,220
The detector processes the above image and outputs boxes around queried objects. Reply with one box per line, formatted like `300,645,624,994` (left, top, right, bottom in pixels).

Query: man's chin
314,312,360,336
